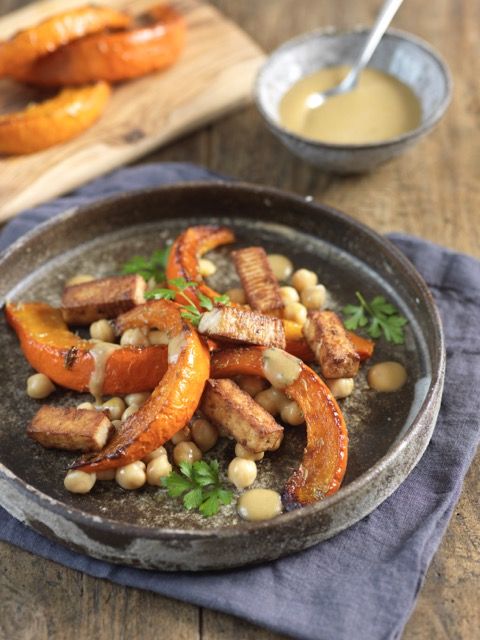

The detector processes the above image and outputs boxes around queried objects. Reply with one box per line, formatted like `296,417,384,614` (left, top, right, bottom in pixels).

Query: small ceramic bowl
255,28,452,173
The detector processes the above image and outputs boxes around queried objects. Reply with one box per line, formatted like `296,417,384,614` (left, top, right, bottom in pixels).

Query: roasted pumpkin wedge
0,5,131,76
210,346,348,507
5,302,167,394
0,82,111,155
346,330,375,361
10,5,185,86
166,225,236,308
72,300,210,472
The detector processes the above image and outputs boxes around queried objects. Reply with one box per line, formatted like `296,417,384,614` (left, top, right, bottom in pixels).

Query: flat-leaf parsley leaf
162,459,233,517
121,247,171,283
342,291,408,344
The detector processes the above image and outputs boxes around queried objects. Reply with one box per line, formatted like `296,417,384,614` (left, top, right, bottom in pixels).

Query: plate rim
0,180,446,541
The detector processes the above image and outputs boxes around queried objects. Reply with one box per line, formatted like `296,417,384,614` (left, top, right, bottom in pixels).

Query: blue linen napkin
0,163,478,640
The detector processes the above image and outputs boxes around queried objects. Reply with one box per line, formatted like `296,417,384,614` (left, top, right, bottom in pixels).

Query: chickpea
198,258,217,277
235,443,264,461
254,387,288,416
143,445,167,463
236,375,266,397
267,254,293,281
283,302,308,325
170,425,191,445
26,373,55,399
280,400,304,425
367,362,407,392
146,455,172,486
64,470,96,494
191,418,218,452
291,268,318,292
279,286,300,305
77,401,95,410
226,288,246,304
124,392,150,407
301,284,327,310
148,330,169,345
173,441,202,466
115,461,146,490
121,404,139,421
228,457,257,489
120,328,149,347
326,377,355,399
96,469,116,481
89,319,115,343
65,274,94,287
102,397,126,420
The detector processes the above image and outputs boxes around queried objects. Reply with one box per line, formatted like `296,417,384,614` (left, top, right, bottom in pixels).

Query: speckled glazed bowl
255,29,452,173
0,183,445,570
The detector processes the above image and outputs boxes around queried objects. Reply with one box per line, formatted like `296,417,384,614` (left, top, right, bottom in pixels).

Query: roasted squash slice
10,5,185,86
73,300,210,472
5,302,167,394
211,347,348,507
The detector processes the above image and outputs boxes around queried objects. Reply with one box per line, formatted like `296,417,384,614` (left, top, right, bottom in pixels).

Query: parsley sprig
162,460,233,517
145,277,230,326
342,292,408,344
121,247,171,283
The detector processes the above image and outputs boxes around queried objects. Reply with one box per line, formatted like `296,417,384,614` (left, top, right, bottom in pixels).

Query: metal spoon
305,0,405,110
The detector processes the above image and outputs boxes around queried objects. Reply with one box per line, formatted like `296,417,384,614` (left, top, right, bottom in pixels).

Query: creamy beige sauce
262,348,302,389
367,361,407,392
279,66,421,144
237,488,282,522
89,341,120,403
167,332,187,364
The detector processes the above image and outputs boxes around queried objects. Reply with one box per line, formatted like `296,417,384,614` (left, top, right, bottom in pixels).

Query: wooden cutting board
0,0,265,222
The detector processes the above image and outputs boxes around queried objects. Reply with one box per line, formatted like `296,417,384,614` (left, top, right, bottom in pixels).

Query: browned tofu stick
201,378,284,452
232,246,284,315
61,274,146,325
303,310,360,379
28,405,113,452
198,305,286,349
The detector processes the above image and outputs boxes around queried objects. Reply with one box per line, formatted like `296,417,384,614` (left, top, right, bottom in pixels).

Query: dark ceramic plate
0,183,445,570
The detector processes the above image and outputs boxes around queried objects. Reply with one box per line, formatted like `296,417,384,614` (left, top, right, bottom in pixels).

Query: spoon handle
343,0,404,87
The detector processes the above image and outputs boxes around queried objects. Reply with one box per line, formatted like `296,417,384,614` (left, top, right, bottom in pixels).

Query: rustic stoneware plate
0,183,445,571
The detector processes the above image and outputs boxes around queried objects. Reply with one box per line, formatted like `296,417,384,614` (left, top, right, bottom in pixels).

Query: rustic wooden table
0,1,478,639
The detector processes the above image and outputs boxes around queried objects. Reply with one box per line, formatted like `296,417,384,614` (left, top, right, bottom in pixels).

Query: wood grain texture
0,0,264,221
0,1,479,640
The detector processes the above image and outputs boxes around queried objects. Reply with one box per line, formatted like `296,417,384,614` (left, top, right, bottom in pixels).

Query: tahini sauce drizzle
237,488,283,522
279,66,421,144
89,341,120,404
262,348,301,389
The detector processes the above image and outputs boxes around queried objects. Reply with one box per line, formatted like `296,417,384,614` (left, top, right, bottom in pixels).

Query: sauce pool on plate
279,66,421,144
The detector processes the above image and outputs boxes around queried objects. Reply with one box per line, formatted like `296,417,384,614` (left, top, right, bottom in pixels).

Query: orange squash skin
10,5,185,86
5,302,168,394
0,5,131,76
0,82,111,155
210,347,348,507
166,225,236,308
72,300,210,472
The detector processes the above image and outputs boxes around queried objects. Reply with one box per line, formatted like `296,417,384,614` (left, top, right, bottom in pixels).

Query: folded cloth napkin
0,163,478,640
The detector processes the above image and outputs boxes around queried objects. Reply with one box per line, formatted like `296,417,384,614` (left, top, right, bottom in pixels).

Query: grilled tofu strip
28,405,113,451
61,274,146,325
232,247,284,315
303,310,360,378
198,305,286,349
201,378,284,452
